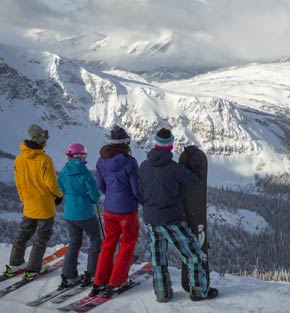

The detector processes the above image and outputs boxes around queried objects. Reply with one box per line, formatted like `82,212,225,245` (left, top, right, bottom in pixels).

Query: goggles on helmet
67,153,87,163
32,130,49,140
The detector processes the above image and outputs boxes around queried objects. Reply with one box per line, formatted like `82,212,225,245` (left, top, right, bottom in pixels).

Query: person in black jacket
138,128,216,302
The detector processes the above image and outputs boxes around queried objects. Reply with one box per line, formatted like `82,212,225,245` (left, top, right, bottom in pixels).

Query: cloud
1,0,290,71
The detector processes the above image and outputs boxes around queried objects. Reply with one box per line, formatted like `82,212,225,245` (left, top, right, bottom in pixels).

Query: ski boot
24,271,38,281
80,271,93,288
4,262,27,277
58,274,81,290
104,279,135,298
190,287,219,301
24,264,49,281
89,284,106,297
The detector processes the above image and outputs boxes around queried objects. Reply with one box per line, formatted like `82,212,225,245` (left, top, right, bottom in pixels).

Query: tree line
1,174,290,281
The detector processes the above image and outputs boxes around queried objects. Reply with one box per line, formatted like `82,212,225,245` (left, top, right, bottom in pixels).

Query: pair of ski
0,246,68,298
27,262,153,312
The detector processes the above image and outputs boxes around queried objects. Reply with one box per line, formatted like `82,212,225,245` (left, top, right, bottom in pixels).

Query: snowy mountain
120,31,183,58
1,244,290,313
208,205,269,235
23,28,211,80
24,28,109,57
1,44,290,187
24,28,185,61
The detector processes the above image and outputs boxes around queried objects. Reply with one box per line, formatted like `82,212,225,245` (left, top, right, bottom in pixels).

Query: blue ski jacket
138,148,201,226
58,159,100,221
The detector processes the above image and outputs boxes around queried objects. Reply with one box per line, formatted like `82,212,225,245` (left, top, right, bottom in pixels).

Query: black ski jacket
138,148,201,226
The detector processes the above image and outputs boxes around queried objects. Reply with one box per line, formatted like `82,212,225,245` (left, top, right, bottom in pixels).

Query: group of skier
5,123,218,303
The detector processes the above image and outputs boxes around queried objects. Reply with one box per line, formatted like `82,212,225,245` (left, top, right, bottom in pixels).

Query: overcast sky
1,0,290,71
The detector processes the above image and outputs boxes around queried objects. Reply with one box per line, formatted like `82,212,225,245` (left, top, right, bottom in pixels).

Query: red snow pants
93,210,139,287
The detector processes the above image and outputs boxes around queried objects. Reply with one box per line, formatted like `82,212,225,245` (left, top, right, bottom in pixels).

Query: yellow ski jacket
14,141,63,219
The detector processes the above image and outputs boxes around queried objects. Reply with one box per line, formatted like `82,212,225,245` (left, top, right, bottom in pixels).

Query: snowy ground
208,205,269,235
1,245,290,313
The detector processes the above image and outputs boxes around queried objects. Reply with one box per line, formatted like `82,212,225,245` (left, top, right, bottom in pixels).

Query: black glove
55,196,63,205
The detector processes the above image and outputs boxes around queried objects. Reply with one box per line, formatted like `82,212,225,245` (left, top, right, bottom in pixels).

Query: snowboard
179,145,210,292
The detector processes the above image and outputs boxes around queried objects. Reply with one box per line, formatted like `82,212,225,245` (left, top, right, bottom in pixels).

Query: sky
1,0,290,70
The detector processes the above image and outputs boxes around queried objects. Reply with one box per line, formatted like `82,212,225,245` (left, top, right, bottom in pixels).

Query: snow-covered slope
208,205,269,235
1,244,290,313
120,31,183,58
23,28,210,79
1,44,290,187
26,28,183,62
24,29,109,60
0,158,14,183
158,63,290,116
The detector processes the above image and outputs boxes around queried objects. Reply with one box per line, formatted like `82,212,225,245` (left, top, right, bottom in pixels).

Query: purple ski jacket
96,144,144,214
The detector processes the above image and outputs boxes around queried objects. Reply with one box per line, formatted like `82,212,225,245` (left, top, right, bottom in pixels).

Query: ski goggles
67,153,87,163
31,130,49,140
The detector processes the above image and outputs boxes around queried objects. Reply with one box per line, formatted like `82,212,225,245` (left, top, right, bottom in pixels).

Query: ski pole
95,203,105,239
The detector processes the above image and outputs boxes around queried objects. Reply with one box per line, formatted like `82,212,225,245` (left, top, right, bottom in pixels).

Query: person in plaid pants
138,128,218,302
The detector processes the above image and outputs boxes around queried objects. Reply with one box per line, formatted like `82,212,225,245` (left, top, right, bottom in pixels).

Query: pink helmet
66,143,87,162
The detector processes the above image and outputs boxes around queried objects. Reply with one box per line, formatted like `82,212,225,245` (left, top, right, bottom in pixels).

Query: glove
55,196,63,205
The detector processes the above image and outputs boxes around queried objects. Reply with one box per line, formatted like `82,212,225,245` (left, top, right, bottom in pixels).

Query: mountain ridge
1,43,290,187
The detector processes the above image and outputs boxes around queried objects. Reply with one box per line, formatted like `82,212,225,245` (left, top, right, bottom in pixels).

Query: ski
0,258,65,298
74,274,151,313
50,284,91,304
0,246,68,283
26,278,85,307
62,267,152,313
57,262,152,312
50,254,140,305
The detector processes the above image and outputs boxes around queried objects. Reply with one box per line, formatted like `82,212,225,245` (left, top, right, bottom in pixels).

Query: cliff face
1,44,290,186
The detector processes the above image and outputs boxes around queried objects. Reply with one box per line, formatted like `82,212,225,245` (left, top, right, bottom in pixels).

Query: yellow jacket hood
19,141,44,159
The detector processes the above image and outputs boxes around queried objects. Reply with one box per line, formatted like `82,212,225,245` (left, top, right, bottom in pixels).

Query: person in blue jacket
89,125,143,297
138,128,218,302
58,143,102,288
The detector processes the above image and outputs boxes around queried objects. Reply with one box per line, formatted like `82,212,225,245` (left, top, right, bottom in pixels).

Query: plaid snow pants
147,221,208,301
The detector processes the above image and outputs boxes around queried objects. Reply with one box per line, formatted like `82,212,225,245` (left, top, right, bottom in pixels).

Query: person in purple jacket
89,125,144,297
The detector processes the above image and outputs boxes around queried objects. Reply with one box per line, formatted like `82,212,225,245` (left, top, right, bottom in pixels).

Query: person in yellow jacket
5,124,63,281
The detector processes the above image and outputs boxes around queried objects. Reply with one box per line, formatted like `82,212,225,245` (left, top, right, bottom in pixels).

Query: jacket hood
62,159,87,176
100,144,130,159
20,141,44,159
147,148,173,167
99,153,129,172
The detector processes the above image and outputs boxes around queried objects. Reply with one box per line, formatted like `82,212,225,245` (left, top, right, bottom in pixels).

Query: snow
158,63,290,114
2,44,290,188
0,212,22,223
208,205,269,235
0,244,290,313
0,158,14,184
